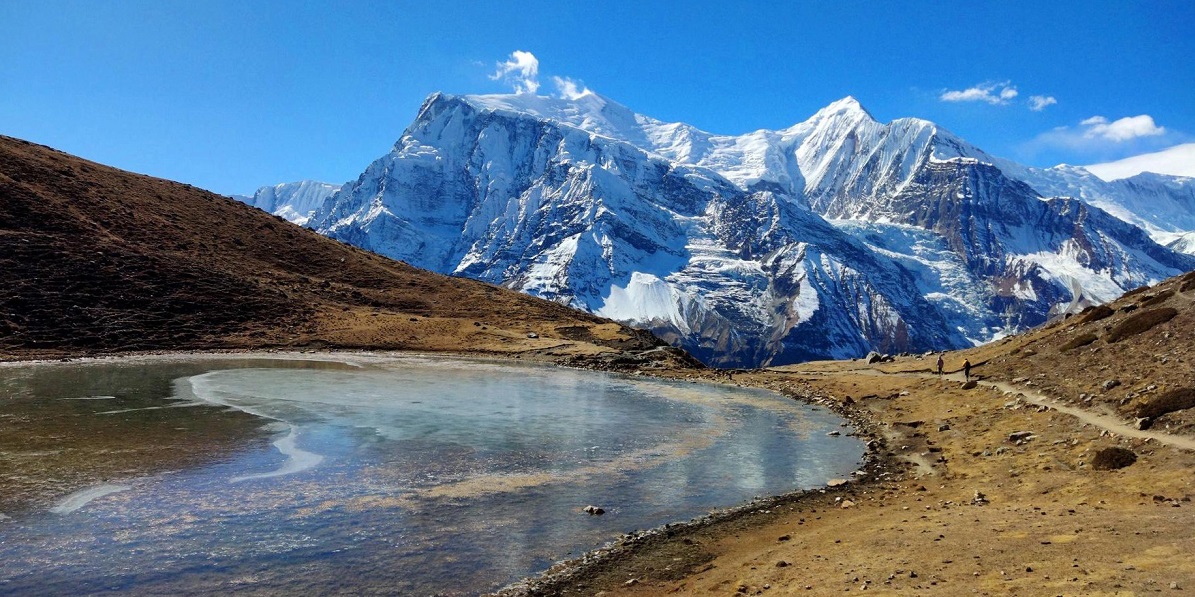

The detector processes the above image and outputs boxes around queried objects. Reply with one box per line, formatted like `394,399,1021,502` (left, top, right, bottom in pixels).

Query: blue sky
2,1,1192,195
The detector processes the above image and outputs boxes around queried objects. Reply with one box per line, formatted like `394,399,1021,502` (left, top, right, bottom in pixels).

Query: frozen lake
0,354,864,595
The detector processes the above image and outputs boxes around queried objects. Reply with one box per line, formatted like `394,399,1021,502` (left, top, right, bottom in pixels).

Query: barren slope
0,135,678,364
522,270,1195,596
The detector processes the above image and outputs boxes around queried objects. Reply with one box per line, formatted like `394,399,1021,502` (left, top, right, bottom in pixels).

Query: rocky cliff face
241,92,1195,366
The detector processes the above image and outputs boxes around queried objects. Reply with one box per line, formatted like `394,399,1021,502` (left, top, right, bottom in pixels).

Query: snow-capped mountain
239,180,342,225
240,92,1195,366
1168,231,1195,255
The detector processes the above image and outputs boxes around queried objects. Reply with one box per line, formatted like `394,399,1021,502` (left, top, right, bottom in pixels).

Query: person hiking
963,358,972,382
936,353,945,376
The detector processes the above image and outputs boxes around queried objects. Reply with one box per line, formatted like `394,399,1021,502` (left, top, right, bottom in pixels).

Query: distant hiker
936,354,944,377
963,358,972,382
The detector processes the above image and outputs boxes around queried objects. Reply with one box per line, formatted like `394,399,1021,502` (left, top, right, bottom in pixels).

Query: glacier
235,92,1195,367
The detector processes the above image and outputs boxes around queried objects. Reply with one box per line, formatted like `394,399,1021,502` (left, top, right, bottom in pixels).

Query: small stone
777,560,791,568
778,534,792,542
938,424,951,432
1009,431,1034,442
961,380,978,390
624,578,639,586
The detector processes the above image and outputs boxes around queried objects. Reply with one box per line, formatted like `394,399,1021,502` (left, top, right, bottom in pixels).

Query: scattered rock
778,534,792,542
583,505,605,515
776,560,791,568
827,479,849,487
1059,332,1098,352
1008,431,1035,443
937,423,951,432
526,332,538,338
973,490,988,505
840,500,855,509
1133,388,1195,419
1106,307,1178,343
827,430,841,437
866,351,883,364
1101,379,1121,391
1090,447,1138,470
1078,304,1115,323
961,380,978,390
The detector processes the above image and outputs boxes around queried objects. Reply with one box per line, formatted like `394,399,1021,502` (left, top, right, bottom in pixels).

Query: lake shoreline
494,367,893,596
1,347,889,595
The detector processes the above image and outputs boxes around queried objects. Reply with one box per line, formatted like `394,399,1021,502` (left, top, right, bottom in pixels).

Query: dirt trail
797,365,1195,452
978,376,1195,452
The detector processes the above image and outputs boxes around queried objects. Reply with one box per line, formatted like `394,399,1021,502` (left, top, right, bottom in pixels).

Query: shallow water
0,354,864,595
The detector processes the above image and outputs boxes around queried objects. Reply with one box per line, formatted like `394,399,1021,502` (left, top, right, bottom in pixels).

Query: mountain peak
814,96,875,122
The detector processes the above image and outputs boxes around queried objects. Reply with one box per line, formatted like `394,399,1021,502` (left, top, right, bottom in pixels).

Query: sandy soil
510,274,1195,596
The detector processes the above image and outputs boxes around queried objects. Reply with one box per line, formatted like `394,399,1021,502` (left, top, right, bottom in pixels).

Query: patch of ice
231,425,323,483
50,484,131,514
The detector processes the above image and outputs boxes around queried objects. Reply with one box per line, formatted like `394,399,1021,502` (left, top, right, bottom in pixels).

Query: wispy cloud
552,76,592,100
940,81,1018,105
489,50,540,94
1022,113,1182,162
1028,95,1057,112
1079,115,1165,142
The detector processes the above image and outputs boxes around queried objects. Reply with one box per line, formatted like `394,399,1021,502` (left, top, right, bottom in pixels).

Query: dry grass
0,135,665,362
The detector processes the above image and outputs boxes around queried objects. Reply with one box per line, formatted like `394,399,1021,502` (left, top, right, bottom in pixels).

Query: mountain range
237,93,1195,367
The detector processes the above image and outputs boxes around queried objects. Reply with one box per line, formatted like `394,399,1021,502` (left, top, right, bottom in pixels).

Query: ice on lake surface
0,354,864,595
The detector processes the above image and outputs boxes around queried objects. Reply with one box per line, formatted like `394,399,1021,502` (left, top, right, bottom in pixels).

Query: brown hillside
957,269,1195,435
0,135,675,363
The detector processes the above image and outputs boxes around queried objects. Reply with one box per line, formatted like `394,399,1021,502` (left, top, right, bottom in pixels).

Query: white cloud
940,81,1019,105
1081,114,1165,141
489,50,540,94
1084,143,1195,181
552,76,592,100
1028,95,1057,111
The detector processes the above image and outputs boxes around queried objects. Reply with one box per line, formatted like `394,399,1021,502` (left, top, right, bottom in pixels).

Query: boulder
961,380,978,390
1090,447,1137,470
1008,431,1035,442
866,351,883,364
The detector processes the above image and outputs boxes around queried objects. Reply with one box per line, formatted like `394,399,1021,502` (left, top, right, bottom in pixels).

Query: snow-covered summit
239,180,341,226
249,91,1195,366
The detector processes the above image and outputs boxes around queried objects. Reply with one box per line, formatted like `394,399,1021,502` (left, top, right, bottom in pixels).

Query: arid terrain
0,135,686,367
513,271,1195,596
3,136,1194,596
